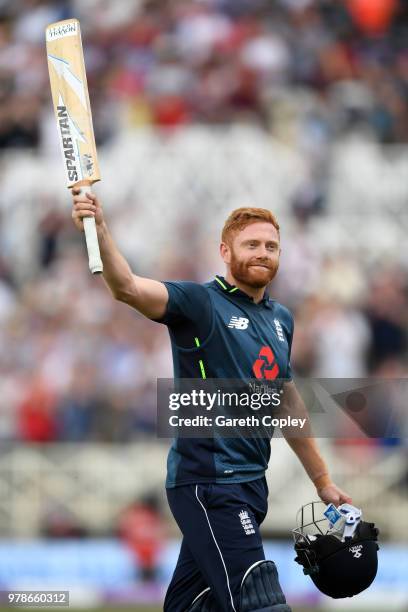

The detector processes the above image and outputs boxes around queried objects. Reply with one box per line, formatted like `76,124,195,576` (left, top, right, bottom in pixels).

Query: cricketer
72,190,352,612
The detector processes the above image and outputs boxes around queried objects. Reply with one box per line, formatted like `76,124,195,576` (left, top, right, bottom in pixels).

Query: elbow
112,290,125,302
109,274,137,303
113,289,131,304
112,283,139,305
111,286,124,301
108,284,124,301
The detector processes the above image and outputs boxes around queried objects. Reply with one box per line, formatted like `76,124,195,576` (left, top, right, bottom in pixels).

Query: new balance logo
228,316,249,330
349,545,363,559
274,319,285,342
239,510,255,535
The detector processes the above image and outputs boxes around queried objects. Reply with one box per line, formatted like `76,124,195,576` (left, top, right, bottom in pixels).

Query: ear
220,241,231,264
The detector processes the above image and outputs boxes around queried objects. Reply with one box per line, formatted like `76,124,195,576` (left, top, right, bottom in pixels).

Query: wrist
97,221,107,238
313,473,333,491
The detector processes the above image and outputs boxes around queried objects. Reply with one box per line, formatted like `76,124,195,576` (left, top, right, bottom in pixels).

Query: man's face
221,222,281,288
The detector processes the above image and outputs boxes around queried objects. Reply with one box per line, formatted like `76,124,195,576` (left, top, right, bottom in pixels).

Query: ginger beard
229,246,279,289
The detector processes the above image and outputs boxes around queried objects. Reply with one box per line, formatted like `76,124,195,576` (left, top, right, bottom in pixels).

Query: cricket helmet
292,501,379,599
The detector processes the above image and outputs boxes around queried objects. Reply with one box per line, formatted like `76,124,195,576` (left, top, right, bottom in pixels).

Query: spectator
18,375,57,442
117,493,167,581
0,0,407,442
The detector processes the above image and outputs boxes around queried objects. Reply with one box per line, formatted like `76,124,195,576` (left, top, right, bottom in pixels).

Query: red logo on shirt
252,346,280,380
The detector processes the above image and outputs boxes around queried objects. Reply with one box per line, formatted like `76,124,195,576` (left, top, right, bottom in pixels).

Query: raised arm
72,188,168,319
281,380,352,506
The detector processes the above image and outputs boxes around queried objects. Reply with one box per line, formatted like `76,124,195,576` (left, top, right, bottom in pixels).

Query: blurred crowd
0,0,407,444
0,0,407,146
0,230,407,443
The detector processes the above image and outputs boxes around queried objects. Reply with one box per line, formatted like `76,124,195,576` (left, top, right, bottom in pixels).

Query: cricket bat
46,18,103,274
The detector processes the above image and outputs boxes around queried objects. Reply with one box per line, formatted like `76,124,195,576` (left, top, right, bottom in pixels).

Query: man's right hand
71,187,104,232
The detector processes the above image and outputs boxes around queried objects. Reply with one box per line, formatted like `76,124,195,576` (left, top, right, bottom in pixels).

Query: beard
230,250,279,289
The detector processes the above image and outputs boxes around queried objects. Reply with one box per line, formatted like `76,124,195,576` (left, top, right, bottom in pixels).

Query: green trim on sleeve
198,360,207,379
194,337,207,379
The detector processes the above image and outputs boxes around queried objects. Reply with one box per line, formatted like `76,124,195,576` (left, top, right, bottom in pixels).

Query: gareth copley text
169,415,307,429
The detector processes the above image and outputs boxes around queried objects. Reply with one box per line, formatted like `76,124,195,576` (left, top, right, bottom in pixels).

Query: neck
224,272,266,304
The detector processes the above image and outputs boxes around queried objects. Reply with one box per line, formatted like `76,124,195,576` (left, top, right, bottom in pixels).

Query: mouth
249,264,271,270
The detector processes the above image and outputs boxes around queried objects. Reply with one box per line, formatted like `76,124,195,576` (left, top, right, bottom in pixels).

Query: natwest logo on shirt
228,315,249,330
252,346,280,380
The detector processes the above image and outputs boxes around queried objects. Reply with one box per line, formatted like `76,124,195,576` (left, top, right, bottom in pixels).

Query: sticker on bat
46,21,78,42
82,153,94,177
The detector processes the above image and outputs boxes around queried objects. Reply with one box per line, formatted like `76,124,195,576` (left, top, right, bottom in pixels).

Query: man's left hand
317,483,352,505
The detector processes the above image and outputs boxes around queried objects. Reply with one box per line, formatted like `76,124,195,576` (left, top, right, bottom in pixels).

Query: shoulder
155,280,212,325
163,280,208,294
162,280,211,310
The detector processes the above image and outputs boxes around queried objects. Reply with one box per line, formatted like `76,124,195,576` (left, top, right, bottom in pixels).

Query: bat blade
46,19,100,188
46,19,103,274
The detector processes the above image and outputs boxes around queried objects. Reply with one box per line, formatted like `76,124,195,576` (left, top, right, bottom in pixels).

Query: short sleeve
151,281,211,327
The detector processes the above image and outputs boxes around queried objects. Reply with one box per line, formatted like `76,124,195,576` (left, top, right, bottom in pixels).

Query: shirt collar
213,275,272,307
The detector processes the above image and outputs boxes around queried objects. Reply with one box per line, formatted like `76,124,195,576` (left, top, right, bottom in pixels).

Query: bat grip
78,185,103,274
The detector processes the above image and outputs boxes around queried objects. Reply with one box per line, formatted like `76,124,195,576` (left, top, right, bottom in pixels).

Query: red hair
221,207,280,245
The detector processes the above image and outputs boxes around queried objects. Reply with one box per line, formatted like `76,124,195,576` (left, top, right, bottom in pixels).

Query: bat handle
78,185,103,274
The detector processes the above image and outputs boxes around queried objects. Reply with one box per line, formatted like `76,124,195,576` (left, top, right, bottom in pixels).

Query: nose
255,245,269,259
